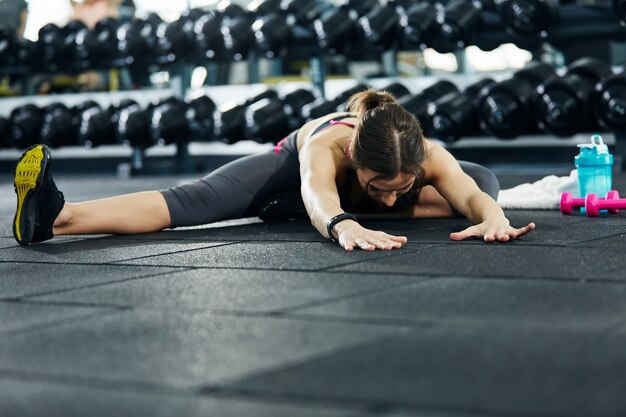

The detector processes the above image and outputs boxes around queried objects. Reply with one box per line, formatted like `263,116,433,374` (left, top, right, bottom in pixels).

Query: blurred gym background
1,0,626,176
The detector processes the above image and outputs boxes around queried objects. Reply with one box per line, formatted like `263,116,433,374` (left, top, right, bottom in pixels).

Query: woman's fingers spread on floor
450,226,480,241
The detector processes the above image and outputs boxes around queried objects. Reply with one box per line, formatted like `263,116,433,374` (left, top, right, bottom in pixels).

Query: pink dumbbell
560,191,620,214
585,191,623,216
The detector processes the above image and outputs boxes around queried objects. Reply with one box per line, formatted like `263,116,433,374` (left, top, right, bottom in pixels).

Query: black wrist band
326,212,358,243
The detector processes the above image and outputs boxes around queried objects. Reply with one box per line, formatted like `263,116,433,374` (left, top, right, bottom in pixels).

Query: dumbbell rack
2,4,626,176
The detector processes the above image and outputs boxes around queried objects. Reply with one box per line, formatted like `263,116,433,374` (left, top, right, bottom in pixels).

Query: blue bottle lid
575,134,614,166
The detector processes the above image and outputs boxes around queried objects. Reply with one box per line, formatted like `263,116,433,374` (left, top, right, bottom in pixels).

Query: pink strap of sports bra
328,120,355,128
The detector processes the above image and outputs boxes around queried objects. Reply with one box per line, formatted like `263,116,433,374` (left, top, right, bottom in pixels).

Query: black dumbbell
280,87,316,126
155,15,197,63
252,13,294,59
281,0,326,26
248,0,283,16
253,0,329,58
356,5,401,49
214,88,280,143
427,78,497,142
79,99,137,148
299,84,366,121
221,13,255,61
430,0,483,53
195,12,227,60
0,26,18,67
495,0,560,37
116,97,182,148
397,3,438,51
476,61,556,139
535,57,613,137
614,0,626,26
339,0,379,20
8,104,43,149
117,21,149,65
118,103,153,148
37,23,66,71
0,116,9,148
186,94,218,140
245,98,292,143
150,98,190,145
300,98,341,122
149,95,217,145
378,82,411,100
137,13,163,57
313,0,378,53
75,17,121,68
40,103,78,148
2,28,40,70
299,84,367,121
214,102,248,143
312,7,354,53
593,71,626,131
400,79,459,129
245,88,315,143
201,1,259,62
61,20,89,68
334,83,370,111
71,100,101,144
15,37,39,70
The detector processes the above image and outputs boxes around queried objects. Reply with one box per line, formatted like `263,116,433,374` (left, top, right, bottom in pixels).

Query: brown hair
346,89,428,187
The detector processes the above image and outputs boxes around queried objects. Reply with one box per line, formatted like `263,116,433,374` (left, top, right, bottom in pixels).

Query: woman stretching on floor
12,89,535,250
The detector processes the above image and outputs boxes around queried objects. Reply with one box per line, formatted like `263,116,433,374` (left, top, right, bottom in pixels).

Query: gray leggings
161,133,500,228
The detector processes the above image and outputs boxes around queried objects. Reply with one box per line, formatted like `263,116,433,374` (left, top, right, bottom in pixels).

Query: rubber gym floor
1,167,626,417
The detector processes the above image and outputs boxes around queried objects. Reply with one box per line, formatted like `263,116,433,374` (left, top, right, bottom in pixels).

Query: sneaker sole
13,145,49,245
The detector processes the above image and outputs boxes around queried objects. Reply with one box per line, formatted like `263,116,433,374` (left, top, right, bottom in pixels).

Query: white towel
497,170,579,210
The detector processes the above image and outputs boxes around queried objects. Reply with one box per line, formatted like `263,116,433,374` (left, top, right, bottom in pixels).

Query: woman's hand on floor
335,221,407,251
450,220,535,243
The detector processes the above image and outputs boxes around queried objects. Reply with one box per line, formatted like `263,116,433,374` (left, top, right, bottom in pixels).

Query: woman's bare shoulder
297,112,355,151
422,139,462,182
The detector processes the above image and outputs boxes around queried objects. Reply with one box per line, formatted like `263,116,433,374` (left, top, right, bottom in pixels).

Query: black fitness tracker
326,212,358,242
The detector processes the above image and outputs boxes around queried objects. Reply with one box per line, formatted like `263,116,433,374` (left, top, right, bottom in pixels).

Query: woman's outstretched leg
13,145,171,245
53,191,171,236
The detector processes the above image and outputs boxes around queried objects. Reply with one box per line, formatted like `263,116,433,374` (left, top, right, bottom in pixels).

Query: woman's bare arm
299,141,345,239
299,141,407,250
425,142,535,242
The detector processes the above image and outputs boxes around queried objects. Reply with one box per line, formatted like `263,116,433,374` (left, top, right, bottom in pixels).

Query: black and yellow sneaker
13,144,65,245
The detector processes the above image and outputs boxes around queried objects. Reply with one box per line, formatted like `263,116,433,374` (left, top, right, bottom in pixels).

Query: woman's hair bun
346,89,399,115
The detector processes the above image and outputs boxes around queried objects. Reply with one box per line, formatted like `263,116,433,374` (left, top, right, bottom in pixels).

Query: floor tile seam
0,260,190,272
274,277,438,315
109,262,362,273
0,368,510,417
315,247,427,273
0,308,124,339
0,260,192,269
403,241,569,248
5,268,196,302
565,230,626,247
107,241,245,264
211,386,553,417
604,320,626,336
0,368,196,398
211,336,553,417
1,298,131,310
323,268,611,283
1,241,245,264
113,237,327,243
218,335,395,388
0,299,428,329
284,312,623,337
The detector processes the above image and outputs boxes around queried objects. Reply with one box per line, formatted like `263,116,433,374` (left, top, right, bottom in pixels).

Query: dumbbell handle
585,192,624,217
